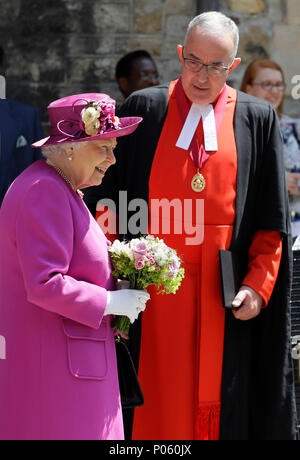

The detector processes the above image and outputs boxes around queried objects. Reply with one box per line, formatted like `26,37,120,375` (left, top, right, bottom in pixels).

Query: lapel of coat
230,91,253,250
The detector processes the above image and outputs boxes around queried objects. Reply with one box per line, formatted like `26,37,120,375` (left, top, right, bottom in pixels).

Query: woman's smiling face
245,67,285,111
70,138,117,189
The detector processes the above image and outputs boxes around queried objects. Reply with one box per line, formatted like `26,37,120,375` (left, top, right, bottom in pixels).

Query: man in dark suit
0,45,43,205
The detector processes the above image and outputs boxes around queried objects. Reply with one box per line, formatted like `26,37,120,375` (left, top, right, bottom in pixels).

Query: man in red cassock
84,12,298,440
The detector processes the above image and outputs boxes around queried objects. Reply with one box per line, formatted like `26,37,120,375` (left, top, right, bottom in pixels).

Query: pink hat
32,93,142,148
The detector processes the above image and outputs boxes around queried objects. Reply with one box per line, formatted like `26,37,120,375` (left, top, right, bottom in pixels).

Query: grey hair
184,12,239,60
42,141,88,159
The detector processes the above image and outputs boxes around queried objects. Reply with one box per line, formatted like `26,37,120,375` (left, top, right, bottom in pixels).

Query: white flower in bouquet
110,239,134,260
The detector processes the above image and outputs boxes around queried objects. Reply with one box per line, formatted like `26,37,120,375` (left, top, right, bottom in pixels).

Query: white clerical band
176,103,218,152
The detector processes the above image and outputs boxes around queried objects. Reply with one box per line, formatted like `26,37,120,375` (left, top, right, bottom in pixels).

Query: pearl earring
68,157,72,161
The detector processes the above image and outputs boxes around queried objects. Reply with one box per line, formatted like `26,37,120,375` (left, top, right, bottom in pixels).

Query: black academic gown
84,84,298,440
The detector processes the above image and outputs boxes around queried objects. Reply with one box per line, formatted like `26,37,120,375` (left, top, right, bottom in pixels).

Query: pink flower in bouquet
146,252,156,266
134,258,145,270
131,241,148,259
167,262,179,277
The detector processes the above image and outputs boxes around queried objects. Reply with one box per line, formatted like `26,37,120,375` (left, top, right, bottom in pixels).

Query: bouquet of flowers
108,235,185,335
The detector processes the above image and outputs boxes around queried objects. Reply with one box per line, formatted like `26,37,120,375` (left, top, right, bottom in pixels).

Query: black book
219,249,248,310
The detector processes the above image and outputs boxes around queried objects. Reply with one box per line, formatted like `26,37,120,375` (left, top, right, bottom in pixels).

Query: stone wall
222,0,300,117
0,0,196,125
0,0,299,126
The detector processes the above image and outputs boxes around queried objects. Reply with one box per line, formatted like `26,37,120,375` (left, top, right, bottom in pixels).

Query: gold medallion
191,169,205,192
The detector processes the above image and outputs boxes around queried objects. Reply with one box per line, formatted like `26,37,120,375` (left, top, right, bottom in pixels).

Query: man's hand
231,285,263,321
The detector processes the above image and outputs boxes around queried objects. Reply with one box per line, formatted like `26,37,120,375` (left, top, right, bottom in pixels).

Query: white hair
42,141,88,159
184,11,239,60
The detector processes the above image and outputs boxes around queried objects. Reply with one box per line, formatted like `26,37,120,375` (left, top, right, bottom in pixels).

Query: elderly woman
0,93,149,440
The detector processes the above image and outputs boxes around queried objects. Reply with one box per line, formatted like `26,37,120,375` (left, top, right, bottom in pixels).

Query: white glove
104,289,150,324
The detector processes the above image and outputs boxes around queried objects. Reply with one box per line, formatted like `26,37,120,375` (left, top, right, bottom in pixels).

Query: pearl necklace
46,159,75,191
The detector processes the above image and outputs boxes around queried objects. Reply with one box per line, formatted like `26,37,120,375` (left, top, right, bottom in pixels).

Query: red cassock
130,82,282,440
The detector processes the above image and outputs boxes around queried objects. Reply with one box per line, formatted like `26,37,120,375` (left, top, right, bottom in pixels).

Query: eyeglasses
181,47,233,77
139,71,159,82
251,81,286,91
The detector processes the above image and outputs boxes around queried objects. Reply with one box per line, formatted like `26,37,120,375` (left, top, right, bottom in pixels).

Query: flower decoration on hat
81,100,120,137
32,93,142,148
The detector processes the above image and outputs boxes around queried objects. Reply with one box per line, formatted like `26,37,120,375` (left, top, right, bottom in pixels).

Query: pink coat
0,160,124,440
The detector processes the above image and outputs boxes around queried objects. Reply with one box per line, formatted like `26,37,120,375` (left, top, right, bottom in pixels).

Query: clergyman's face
178,26,240,105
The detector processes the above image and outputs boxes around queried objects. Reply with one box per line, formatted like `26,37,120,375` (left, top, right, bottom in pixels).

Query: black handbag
115,335,144,409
